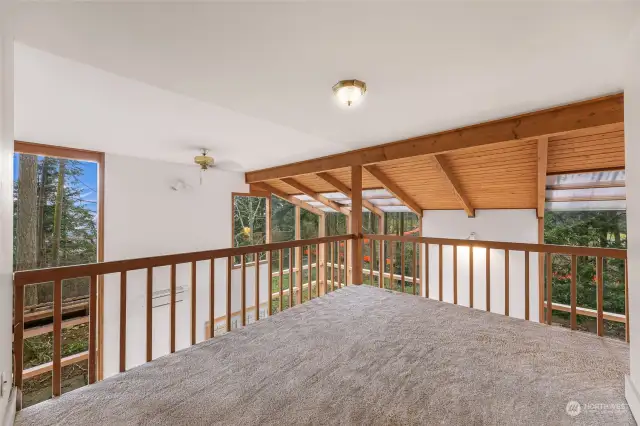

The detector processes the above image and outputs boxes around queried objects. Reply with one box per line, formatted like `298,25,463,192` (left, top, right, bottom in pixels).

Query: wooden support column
379,214,385,288
351,165,363,284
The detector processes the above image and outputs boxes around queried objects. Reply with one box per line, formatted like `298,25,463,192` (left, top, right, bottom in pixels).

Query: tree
15,154,39,306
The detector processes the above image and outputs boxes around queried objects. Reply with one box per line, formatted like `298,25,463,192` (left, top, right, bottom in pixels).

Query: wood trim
14,141,103,163
245,94,623,183
364,165,422,216
431,155,474,217
543,301,625,323
251,182,325,216
538,218,544,324
537,137,549,218
546,181,625,191
282,178,350,215
316,172,384,217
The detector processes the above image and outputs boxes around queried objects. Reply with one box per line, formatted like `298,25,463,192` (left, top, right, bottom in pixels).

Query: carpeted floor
16,285,633,425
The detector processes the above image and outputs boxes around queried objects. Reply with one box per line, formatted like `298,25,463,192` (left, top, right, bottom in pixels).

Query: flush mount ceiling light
332,79,367,107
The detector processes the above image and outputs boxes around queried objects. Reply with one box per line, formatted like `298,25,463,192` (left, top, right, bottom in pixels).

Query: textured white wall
101,154,271,378
422,210,540,322
625,18,640,421
0,34,14,423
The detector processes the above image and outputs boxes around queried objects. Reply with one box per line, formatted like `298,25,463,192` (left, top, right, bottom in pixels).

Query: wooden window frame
13,140,106,380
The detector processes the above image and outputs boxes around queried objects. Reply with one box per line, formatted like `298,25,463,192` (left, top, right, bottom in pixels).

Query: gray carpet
16,285,633,425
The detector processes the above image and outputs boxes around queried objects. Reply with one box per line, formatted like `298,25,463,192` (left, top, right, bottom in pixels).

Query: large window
13,142,103,408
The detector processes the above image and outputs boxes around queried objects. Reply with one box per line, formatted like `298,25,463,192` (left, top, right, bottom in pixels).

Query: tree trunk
52,159,66,267
16,154,39,307
36,157,49,267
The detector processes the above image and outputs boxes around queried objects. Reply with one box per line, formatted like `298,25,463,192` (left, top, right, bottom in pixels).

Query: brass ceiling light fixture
194,149,215,184
332,79,367,107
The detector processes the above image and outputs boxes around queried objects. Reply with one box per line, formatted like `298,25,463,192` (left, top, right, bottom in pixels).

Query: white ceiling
11,2,640,171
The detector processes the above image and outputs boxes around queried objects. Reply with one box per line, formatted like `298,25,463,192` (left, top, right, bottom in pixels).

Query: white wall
422,210,540,322
101,154,271,378
0,34,15,423
625,18,640,421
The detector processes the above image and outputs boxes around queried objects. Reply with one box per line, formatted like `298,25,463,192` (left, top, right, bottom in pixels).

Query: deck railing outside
12,232,628,408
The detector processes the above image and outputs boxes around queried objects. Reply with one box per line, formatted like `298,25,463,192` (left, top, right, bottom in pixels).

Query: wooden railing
13,234,356,405
12,231,628,407
363,234,628,341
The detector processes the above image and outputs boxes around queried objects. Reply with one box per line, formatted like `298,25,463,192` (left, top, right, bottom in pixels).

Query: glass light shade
333,80,366,107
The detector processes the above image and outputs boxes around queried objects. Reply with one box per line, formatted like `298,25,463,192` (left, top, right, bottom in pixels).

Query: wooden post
570,254,577,330
351,165,363,284
538,218,545,323
596,256,604,336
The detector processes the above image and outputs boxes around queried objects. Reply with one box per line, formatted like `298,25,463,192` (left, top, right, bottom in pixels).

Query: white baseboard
626,375,640,423
1,387,16,426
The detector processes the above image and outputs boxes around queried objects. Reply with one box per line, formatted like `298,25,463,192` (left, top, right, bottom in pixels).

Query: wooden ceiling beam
431,155,475,217
364,165,422,217
316,172,385,217
281,178,351,215
245,94,623,183
537,137,549,218
250,182,325,216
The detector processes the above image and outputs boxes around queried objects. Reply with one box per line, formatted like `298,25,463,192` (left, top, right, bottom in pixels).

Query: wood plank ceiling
249,95,625,215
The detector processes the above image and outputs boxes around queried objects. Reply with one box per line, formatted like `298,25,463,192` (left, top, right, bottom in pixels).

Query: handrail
363,234,627,259
363,233,629,342
14,234,356,286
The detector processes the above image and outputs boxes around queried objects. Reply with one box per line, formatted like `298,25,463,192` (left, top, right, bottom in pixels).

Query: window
232,194,267,265
13,141,104,407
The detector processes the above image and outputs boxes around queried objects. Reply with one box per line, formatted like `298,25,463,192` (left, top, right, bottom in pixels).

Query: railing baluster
413,243,417,296
146,268,153,360
504,249,510,316
486,248,491,312
14,283,24,395
241,254,246,326
191,261,197,345
255,251,260,321
289,248,293,308
268,251,272,316
338,242,342,289
524,252,530,321
438,244,443,301
308,246,312,300
226,257,232,332
401,242,405,293
570,254,577,330
379,240,384,289
390,241,395,291
297,245,303,304
453,244,458,304
370,239,374,286
331,242,335,292
89,275,98,384
170,265,176,353
279,249,284,312
210,258,215,337
469,245,474,308
120,272,128,369
546,253,552,325
424,243,429,298
597,256,604,336
53,278,62,396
